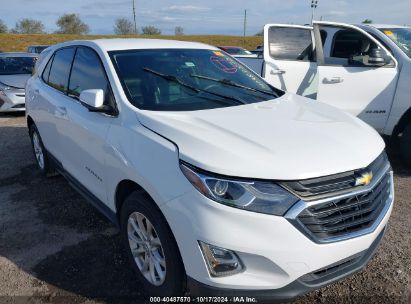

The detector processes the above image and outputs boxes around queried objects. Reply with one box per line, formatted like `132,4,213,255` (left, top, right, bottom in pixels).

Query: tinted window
110,49,282,111
329,29,388,67
268,27,313,61
48,47,75,92
68,47,110,100
42,55,53,83
0,56,36,75
332,30,368,58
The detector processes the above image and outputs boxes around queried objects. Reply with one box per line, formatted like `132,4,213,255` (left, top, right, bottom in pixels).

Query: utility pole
243,9,247,47
132,0,137,34
311,0,319,24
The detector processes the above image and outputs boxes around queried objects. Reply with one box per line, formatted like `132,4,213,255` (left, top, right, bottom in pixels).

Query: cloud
328,10,347,17
161,16,177,22
164,5,210,13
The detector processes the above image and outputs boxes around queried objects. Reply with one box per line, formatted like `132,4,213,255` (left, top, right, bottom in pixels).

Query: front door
314,22,399,132
63,46,116,203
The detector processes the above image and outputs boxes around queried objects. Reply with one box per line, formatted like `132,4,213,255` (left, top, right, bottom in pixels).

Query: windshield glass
0,56,36,75
110,49,281,111
380,28,411,58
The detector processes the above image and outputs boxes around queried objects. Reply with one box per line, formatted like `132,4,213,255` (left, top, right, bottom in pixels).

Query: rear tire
399,122,411,167
29,124,56,176
120,191,186,296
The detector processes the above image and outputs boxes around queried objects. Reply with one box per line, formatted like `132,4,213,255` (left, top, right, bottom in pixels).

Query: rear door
35,47,76,159
314,22,399,131
263,24,318,98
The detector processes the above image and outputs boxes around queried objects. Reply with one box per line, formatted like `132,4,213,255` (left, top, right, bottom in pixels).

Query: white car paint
26,39,393,298
238,22,411,138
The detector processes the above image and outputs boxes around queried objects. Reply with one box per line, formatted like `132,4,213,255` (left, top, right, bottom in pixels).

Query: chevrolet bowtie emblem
355,171,373,186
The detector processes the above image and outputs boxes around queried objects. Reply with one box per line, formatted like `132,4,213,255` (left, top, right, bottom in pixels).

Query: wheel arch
393,107,411,137
27,115,35,130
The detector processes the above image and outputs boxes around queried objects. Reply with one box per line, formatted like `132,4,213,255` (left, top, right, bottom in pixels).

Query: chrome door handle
323,77,344,84
271,69,286,75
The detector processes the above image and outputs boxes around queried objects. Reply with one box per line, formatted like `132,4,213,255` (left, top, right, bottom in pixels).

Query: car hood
136,93,385,180
0,74,31,89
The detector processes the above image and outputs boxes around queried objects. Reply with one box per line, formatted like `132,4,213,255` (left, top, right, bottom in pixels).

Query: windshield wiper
190,74,278,98
143,68,246,105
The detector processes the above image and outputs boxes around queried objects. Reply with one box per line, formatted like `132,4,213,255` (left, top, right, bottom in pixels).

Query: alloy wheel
32,132,45,170
127,211,166,286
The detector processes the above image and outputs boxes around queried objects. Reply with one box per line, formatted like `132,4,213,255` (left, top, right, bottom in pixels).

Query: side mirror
79,89,104,109
368,48,390,66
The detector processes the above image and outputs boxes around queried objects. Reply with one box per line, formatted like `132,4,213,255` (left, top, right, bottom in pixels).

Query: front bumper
187,227,385,301
0,89,26,112
161,171,393,294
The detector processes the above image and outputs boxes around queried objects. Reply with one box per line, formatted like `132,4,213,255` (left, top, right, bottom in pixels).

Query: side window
331,29,370,58
48,47,75,92
268,27,314,61
68,47,111,103
41,55,54,83
327,29,392,67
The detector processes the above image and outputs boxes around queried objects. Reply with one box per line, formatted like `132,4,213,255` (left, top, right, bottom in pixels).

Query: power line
132,0,137,34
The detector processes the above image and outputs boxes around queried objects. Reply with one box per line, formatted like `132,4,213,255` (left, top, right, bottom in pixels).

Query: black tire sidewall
400,123,411,166
120,191,186,296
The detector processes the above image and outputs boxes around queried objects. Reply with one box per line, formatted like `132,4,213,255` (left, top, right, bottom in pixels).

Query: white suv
26,39,394,301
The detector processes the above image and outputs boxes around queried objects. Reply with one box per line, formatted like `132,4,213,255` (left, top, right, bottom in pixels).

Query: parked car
27,45,49,54
0,52,38,112
237,22,411,165
250,44,264,56
26,39,393,300
218,46,256,57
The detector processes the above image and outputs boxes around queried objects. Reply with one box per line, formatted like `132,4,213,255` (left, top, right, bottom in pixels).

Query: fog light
199,241,244,277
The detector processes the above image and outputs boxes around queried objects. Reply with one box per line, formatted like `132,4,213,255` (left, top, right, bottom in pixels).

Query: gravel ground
0,113,410,304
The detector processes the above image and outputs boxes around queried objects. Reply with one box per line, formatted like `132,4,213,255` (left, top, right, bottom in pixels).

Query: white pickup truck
238,22,411,164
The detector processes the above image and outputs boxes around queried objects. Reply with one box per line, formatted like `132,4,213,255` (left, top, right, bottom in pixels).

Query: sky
1,0,410,35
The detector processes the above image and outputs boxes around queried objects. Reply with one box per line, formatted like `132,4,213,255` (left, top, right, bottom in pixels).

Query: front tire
399,122,411,166
29,124,55,176
120,191,186,296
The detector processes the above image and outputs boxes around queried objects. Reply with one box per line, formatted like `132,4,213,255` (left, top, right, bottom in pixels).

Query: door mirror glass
80,89,104,109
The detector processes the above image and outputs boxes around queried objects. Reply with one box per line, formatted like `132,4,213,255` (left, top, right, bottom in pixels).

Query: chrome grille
285,152,393,243
297,172,391,242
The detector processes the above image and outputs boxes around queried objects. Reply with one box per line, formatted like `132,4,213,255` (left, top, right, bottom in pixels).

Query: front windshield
110,49,281,111
380,28,411,58
0,56,36,75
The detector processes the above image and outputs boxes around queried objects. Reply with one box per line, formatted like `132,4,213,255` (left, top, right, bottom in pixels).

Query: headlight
180,162,299,216
0,82,10,91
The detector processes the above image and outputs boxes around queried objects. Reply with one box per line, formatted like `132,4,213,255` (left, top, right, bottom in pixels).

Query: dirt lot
0,113,410,304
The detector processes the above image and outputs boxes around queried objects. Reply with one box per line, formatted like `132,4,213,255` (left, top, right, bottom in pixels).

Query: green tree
114,18,135,35
142,25,161,35
0,19,8,33
13,19,45,34
175,26,184,36
56,14,89,34
362,19,373,24
255,30,263,36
